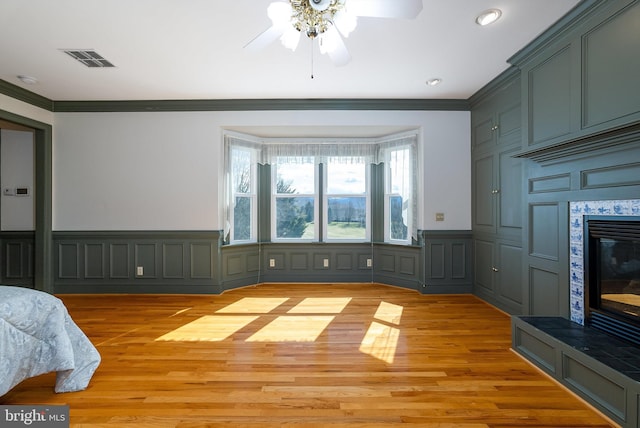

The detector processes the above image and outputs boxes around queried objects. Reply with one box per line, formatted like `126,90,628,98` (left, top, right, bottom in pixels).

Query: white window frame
226,139,259,244
382,143,414,245
322,156,370,242
270,156,319,242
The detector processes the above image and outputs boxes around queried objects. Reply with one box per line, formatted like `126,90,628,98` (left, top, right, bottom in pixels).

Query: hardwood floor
2,283,616,427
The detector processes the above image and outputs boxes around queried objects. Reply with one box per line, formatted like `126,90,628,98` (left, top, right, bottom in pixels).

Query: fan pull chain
310,39,315,79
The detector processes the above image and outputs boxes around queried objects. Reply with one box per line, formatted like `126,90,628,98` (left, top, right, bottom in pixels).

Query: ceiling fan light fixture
475,9,502,26
309,0,332,12
281,27,302,50
333,9,358,37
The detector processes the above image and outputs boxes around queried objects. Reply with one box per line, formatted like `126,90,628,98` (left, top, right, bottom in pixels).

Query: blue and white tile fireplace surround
569,199,640,325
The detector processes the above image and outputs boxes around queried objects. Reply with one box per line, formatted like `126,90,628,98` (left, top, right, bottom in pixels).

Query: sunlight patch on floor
155,315,259,342
359,301,403,363
246,316,335,342
359,321,400,364
215,297,289,313
373,301,403,324
287,297,352,314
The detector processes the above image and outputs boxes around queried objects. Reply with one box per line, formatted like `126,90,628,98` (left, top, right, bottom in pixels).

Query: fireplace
585,215,640,345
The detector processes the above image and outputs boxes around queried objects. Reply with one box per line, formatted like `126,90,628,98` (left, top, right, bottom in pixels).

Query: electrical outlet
366,258,372,268
136,266,144,276
269,258,275,268
435,212,445,222
323,258,329,268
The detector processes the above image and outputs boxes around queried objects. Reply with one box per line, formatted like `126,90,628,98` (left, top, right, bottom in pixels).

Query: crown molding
51,98,470,112
0,79,470,112
467,66,520,108
507,0,605,67
0,79,54,111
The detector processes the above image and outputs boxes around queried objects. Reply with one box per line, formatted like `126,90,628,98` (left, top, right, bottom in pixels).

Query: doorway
0,111,52,292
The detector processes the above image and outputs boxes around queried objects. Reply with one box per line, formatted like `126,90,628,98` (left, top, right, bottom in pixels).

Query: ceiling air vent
62,49,115,68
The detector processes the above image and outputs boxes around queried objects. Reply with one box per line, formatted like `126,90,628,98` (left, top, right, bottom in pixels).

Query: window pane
232,148,252,194
276,197,314,239
275,158,315,194
327,158,366,194
389,148,410,195
389,195,408,241
327,197,366,240
234,196,251,240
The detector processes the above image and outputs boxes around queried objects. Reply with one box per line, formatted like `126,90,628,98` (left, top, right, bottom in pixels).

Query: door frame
0,109,52,292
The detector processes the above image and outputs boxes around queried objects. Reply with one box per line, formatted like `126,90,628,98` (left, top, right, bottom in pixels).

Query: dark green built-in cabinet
473,0,640,425
471,70,524,314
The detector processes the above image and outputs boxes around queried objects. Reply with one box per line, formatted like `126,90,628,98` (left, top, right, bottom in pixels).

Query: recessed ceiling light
426,78,442,86
476,9,502,26
17,75,38,85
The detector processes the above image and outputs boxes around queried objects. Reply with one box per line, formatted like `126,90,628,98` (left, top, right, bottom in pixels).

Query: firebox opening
585,216,640,345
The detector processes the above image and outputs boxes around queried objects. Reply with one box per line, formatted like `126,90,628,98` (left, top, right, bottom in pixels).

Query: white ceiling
0,0,580,102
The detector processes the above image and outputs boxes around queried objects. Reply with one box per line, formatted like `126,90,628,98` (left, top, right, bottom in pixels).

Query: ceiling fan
245,0,423,66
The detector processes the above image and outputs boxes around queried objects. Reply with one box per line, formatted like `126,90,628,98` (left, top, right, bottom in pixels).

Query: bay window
225,132,417,246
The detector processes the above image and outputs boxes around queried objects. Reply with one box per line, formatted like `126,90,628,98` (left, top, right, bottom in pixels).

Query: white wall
0,129,35,230
53,110,471,231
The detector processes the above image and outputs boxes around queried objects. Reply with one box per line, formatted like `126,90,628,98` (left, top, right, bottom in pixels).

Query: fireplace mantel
514,122,640,164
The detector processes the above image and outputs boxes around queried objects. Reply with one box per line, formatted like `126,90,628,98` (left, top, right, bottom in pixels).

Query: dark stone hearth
519,316,640,382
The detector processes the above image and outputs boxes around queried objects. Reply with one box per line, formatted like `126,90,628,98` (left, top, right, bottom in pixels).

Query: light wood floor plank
1,283,616,427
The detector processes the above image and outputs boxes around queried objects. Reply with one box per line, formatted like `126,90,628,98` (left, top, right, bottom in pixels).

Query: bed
0,286,101,396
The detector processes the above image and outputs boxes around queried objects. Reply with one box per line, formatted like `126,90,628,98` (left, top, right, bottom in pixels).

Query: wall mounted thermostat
16,187,30,196
2,186,30,196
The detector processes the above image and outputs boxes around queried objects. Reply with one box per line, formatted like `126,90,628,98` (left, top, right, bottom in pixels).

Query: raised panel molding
84,243,105,279
529,267,560,316
582,1,640,129
53,231,221,293
162,243,185,279
581,162,640,189
529,173,572,194
336,253,353,270
5,242,23,279
135,243,158,279
110,244,130,279
429,243,445,279
529,203,560,261
58,243,80,279
226,254,244,276
399,256,416,276
528,46,574,146
191,242,214,279
563,354,626,420
379,254,395,273
451,243,467,279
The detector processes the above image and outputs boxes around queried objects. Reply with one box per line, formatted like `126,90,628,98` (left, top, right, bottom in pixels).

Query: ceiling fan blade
244,25,286,52
321,27,351,66
346,0,423,19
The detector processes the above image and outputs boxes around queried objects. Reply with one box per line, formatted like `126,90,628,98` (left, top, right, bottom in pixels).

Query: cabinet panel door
528,46,573,147
474,239,495,294
583,2,640,129
472,116,495,154
497,242,523,306
498,148,523,234
473,154,495,233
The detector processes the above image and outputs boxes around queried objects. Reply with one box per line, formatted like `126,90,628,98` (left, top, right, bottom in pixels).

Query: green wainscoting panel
0,231,35,286
53,231,222,293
